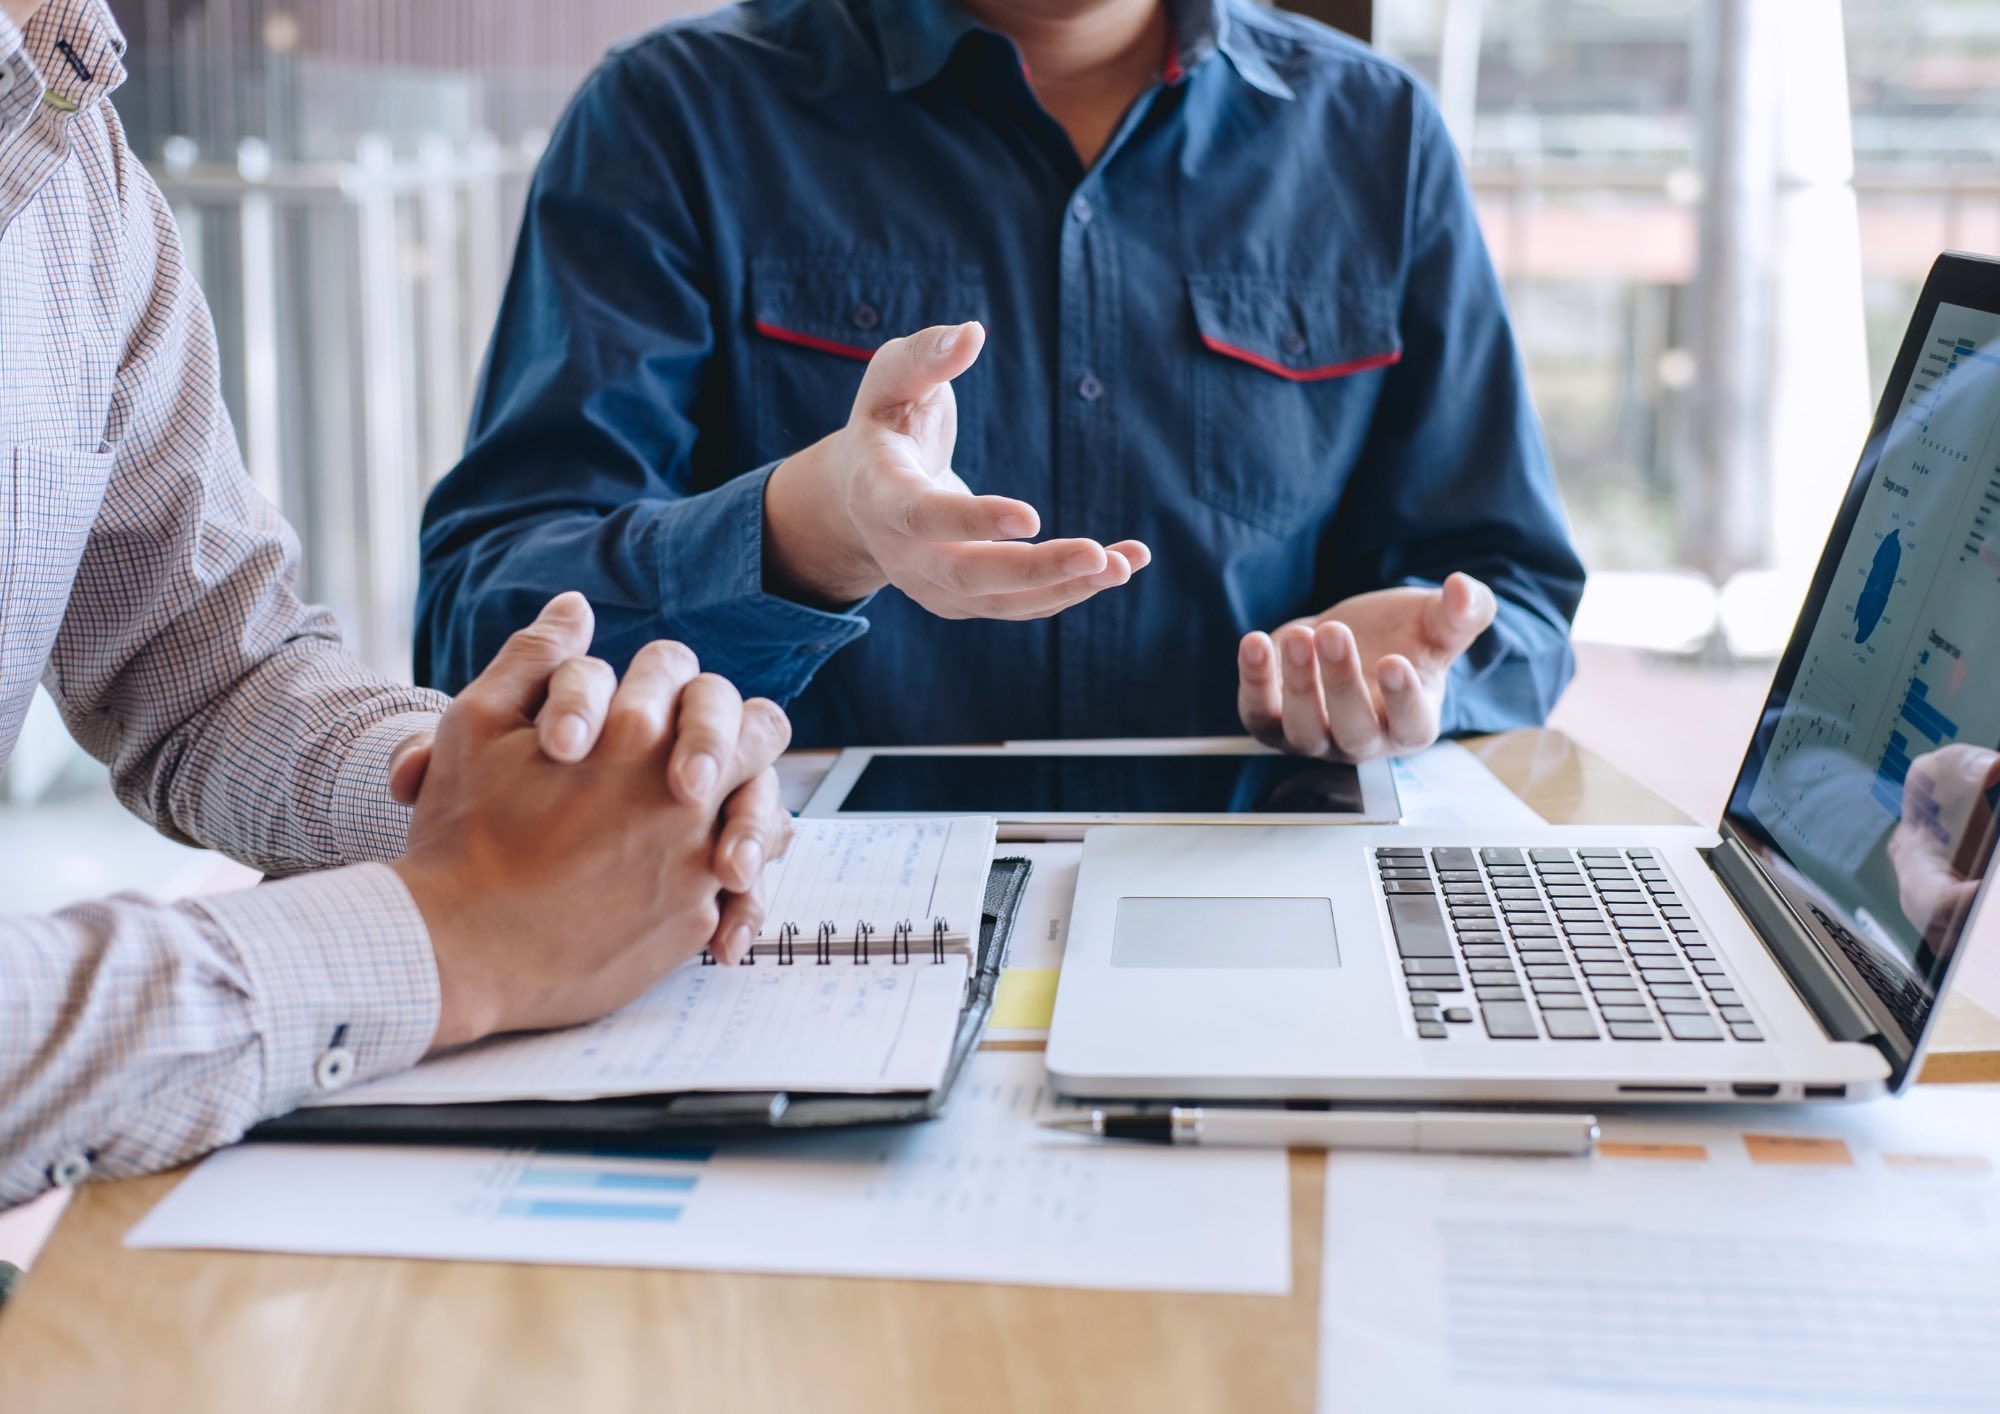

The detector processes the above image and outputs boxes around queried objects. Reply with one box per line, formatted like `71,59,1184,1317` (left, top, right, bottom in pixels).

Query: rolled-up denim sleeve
1318,89,1585,734
415,52,866,700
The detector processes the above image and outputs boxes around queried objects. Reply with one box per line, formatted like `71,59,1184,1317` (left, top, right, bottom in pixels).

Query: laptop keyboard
1374,846,1762,1043
1808,904,1929,1038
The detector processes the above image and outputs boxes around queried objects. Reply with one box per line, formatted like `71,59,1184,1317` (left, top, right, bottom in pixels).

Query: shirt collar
1201,0,1295,101
871,0,1293,101
872,0,983,93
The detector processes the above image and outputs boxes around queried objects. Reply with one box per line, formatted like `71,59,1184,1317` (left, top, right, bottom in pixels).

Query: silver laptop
1047,252,2000,1104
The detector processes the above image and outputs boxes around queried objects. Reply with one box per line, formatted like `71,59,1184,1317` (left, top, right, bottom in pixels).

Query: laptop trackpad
1110,896,1340,969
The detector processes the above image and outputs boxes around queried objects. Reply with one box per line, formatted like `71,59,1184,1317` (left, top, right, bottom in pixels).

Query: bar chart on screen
1871,657,1966,815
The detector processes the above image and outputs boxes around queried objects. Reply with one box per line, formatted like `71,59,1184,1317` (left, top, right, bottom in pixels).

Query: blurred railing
156,132,544,679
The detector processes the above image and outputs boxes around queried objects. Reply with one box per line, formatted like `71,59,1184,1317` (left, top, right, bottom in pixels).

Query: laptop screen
1727,266,2000,1049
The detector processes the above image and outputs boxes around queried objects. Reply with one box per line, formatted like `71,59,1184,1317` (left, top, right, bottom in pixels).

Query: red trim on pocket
1199,335,1402,382
753,320,875,362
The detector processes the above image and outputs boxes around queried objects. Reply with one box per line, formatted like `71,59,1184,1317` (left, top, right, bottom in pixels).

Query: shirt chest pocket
747,258,989,479
0,444,113,687
1188,274,1402,537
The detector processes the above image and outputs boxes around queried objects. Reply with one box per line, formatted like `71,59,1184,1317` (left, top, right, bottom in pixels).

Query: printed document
1319,1088,2000,1413
131,1052,1291,1294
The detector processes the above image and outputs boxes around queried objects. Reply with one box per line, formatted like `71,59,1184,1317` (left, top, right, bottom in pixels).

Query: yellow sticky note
992,968,1060,1031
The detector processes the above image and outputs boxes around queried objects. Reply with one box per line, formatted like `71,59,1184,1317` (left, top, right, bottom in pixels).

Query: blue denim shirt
416,0,1585,747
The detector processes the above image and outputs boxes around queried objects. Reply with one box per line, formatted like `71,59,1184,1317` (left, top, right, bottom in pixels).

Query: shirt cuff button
48,1151,92,1187
314,1046,358,1092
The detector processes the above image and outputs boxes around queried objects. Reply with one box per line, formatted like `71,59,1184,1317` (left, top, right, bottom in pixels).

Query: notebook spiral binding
700,912,956,968
698,917,954,968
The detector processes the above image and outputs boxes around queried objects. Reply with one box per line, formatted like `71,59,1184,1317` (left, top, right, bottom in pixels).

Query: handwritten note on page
753,817,997,952
314,954,970,1106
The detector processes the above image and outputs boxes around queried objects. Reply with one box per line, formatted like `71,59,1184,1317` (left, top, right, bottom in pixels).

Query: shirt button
1076,374,1105,402
314,1046,358,1092
1070,194,1093,225
849,303,880,332
48,1151,92,1187
1281,331,1308,356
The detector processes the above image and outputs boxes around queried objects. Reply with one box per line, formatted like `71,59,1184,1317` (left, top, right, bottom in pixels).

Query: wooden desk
4,730,1996,1414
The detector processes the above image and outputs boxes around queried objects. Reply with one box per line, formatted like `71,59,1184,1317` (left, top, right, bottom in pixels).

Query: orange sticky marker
1883,1152,1992,1172
1599,1142,1709,1162
1743,1134,1854,1167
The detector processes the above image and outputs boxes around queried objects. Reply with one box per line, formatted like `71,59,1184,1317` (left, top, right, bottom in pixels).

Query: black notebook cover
248,857,1033,1147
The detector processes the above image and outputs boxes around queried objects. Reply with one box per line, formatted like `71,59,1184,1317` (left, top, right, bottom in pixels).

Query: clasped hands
386,593,794,1054
764,321,1498,761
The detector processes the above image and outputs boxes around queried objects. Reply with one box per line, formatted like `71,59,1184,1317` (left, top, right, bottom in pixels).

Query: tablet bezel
801,738,1402,840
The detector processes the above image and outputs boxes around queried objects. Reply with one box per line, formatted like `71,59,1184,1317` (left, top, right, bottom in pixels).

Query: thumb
855,321,984,416
387,731,435,806
1421,572,1497,657
456,592,597,723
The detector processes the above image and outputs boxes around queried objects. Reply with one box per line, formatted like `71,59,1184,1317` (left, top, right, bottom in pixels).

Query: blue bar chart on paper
478,1147,715,1224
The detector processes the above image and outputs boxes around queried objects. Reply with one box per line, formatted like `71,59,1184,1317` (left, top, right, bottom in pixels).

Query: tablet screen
838,754,1366,816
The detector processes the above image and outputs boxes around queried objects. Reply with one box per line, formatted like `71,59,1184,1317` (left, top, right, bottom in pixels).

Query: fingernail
1319,626,1349,663
998,512,1036,538
681,753,719,799
732,838,765,881
1064,547,1104,576
725,924,753,964
1382,661,1410,690
1242,636,1267,667
549,713,587,758
1284,634,1312,668
936,323,966,357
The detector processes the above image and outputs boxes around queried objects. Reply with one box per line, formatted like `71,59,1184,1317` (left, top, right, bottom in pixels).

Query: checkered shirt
0,0,448,1208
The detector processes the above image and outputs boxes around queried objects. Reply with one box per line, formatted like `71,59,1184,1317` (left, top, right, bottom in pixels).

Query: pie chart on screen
1855,529,1899,645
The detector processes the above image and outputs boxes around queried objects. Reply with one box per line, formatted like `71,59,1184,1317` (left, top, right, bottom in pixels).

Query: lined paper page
313,955,970,1106
754,818,997,952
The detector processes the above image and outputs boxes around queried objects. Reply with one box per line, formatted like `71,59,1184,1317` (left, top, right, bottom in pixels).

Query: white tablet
802,738,1402,840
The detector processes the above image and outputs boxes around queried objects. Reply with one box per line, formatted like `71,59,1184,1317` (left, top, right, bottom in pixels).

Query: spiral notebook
305,818,1001,1109
743,815,996,963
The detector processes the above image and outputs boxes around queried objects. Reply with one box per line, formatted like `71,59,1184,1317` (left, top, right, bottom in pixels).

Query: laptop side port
1616,1084,1710,1095
1731,1083,1781,1098
1803,1083,1848,1099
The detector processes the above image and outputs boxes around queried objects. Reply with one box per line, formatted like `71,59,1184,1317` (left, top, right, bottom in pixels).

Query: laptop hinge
1702,838,1879,1044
